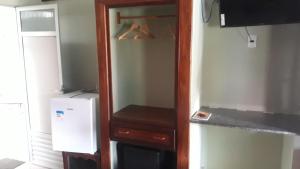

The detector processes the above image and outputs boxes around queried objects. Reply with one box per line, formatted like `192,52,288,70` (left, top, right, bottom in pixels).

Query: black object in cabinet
117,143,175,169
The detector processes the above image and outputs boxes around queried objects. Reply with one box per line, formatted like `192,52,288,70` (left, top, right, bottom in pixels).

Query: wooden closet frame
95,0,192,169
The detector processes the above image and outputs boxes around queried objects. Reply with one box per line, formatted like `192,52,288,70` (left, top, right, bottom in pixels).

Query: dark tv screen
219,0,300,27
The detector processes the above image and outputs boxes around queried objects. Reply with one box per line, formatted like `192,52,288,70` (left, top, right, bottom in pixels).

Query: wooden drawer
111,124,176,151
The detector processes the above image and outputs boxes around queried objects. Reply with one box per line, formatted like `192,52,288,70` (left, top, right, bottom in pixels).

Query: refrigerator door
51,97,96,154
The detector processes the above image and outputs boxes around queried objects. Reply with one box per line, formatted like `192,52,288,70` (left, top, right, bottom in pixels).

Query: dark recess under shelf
190,107,300,135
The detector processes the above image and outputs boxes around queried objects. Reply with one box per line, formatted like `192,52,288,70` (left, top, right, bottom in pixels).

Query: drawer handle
152,136,167,141
118,129,130,135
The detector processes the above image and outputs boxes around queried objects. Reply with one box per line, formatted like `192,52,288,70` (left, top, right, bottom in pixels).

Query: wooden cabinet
95,0,192,169
111,122,176,151
111,105,176,151
62,151,100,169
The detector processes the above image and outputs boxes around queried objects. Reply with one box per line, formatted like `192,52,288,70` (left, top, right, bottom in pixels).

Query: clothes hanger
139,24,155,39
132,23,155,40
115,23,130,39
116,22,140,40
116,22,155,40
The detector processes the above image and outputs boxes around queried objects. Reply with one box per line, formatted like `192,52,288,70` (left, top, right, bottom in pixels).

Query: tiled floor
0,158,24,169
16,163,49,169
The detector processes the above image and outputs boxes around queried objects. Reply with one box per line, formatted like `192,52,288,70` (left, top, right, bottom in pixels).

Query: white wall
190,0,300,169
189,0,205,168
294,137,300,149
265,25,300,114
201,1,273,111
281,135,294,169
201,1,300,114
205,126,283,169
201,25,272,111
58,0,99,90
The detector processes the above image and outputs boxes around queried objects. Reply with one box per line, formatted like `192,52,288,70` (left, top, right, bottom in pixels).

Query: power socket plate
248,35,257,48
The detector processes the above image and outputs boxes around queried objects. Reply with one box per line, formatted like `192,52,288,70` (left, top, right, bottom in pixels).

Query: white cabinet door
23,36,61,134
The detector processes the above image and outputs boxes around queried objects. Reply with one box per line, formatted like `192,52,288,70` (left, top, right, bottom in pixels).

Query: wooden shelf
191,107,300,136
112,105,176,129
111,105,176,150
97,0,175,7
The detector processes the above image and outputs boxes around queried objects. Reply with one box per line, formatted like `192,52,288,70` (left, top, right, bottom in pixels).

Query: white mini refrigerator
50,91,99,154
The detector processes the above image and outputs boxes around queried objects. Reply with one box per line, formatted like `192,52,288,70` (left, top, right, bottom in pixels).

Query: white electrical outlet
248,35,257,48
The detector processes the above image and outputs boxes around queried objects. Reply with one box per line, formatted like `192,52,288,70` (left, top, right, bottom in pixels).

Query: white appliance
50,91,99,154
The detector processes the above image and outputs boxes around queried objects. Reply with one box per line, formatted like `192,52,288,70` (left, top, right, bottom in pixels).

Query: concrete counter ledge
191,107,300,135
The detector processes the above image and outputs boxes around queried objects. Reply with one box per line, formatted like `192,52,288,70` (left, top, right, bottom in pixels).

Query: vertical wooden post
177,0,192,168
62,152,69,169
95,2,111,169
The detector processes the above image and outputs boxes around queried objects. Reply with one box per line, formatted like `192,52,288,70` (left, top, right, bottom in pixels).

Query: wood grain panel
95,2,111,169
97,0,175,7
111,125,176,151
112,105,176,128
176,0,192,168
62,152,69,169
111,105,176,150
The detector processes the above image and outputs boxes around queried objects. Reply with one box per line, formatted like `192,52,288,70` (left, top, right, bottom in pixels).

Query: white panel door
17,5,63,168
23,36,61,134
0,6,29,162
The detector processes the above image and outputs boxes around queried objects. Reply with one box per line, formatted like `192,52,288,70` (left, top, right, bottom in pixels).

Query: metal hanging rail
117,12,176,24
